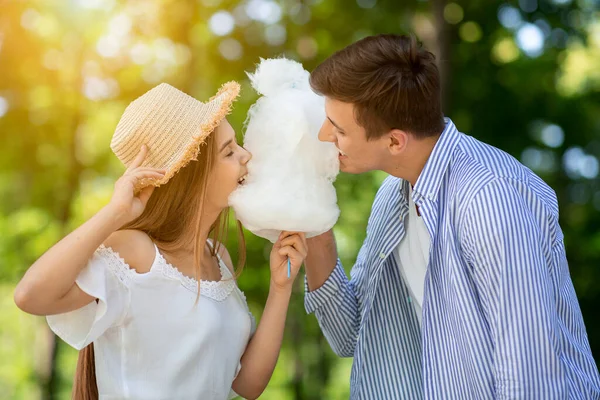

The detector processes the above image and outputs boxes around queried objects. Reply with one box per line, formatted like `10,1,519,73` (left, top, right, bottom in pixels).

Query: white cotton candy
228,58,340,243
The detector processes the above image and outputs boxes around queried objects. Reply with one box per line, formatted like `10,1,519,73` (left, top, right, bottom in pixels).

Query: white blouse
47,242,255,400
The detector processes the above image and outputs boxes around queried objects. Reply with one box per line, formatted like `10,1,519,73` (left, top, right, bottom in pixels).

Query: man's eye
226,151,234,157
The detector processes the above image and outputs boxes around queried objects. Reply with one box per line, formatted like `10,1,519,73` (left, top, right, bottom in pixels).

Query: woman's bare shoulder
103,230,156,274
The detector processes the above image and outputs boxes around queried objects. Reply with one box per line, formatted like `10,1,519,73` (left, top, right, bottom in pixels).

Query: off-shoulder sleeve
46,245,132,350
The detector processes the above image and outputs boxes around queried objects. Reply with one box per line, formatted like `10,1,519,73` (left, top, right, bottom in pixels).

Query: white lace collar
152,249,235,301
152,248,237,301
96,242,237,302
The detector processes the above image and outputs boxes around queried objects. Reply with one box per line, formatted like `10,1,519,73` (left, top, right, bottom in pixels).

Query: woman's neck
155,207,225,281
156,206,223,256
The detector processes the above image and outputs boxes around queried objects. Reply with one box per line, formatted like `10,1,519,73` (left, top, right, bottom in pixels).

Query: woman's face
205,119,252,210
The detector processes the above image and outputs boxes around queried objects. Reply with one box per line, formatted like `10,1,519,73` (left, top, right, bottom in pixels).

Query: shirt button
407,296,412,303
379,252,386,259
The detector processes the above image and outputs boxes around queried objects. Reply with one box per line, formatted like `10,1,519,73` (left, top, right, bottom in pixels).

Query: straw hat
110,81,240,187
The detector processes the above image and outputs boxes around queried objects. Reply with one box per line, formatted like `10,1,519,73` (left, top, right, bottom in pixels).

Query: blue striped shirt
305,119,600,399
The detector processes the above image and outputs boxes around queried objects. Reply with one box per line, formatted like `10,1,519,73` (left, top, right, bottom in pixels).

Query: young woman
14,82,307,399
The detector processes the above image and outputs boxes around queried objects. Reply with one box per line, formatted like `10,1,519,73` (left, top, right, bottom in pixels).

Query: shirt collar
412,118,461,205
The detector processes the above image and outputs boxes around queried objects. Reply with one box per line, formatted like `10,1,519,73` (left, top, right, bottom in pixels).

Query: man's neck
384,133,441,186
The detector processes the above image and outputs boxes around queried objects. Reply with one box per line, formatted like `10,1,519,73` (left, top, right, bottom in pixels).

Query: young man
304,34,600,399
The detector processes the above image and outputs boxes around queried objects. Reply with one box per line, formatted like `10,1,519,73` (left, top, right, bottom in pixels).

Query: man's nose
318,124,335,142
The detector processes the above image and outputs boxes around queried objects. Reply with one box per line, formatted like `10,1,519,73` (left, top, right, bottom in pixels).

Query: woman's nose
242,147,252,164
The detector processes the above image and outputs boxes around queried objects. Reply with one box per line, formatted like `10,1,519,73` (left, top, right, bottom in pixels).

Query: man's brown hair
310,34,445,140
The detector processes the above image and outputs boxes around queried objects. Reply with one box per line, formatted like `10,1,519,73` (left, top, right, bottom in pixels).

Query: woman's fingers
300,232,307,249
120,170,164,199
278,233,308,265
125,167,166,177
279,233,307,257
279,236,298,249
137,185,156,204
277,247,304,270
132,171,165,186
128,168,165,180
126,145,149,172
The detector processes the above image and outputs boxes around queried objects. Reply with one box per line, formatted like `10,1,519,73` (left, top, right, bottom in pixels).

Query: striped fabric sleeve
304,260,360,357
462,178,567,398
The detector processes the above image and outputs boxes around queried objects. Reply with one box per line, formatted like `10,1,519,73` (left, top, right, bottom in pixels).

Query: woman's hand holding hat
108,145,165,225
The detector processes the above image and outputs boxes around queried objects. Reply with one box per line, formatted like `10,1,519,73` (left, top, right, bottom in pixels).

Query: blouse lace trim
96,244,135,287
96,244,238,302
153,251,236,301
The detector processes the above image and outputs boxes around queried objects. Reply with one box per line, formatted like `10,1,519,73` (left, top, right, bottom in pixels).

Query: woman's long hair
72,131,246,399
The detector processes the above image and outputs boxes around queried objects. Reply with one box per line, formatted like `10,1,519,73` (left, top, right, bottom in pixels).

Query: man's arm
461,178,567,398
304,229,363,358
305,229,338,290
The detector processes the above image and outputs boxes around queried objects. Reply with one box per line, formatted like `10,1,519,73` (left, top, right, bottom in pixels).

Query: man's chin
340,164,367,175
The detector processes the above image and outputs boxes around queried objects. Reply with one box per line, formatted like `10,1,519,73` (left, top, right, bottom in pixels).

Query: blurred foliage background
1,0,599,398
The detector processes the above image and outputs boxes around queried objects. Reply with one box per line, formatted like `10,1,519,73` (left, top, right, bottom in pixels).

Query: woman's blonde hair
72,129,246,400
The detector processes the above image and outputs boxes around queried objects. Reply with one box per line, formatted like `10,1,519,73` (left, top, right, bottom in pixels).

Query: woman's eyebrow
219,139,233,152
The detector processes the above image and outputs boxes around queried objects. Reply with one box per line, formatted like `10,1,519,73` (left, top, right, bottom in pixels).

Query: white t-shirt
47,242,255,400
395,189,431,326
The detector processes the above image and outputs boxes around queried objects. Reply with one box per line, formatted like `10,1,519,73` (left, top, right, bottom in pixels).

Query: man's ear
388,129,408,155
